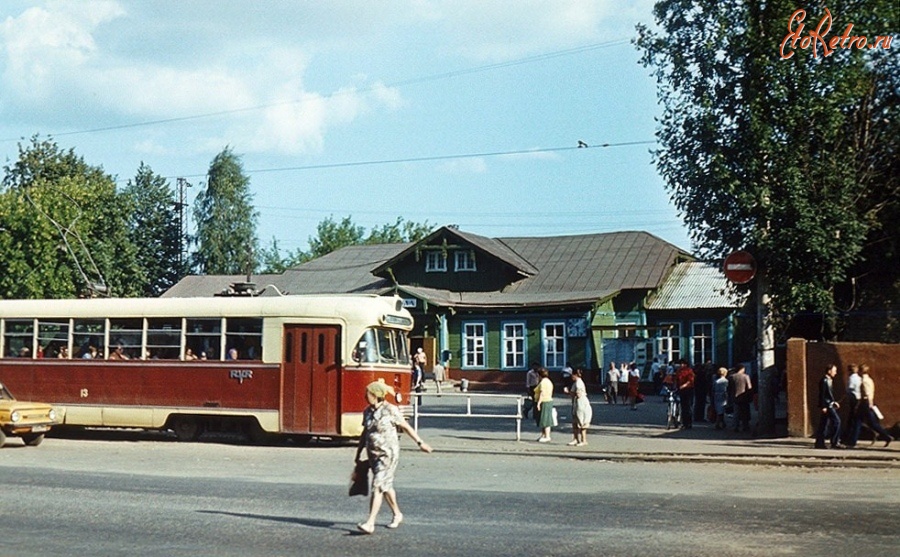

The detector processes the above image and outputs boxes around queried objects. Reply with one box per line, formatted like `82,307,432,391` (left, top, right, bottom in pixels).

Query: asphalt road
1,435,898,557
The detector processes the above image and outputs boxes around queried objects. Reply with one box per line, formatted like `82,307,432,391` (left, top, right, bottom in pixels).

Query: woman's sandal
357,523,375,534
387,513,404,529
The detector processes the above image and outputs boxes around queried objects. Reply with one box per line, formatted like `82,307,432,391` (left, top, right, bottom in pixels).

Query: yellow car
0,383,58,447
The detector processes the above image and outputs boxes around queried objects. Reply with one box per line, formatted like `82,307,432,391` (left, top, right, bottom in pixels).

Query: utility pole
175,178,192,271
757,272,777,437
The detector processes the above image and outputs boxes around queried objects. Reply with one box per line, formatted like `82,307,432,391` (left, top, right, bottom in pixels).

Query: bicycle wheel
666,399,676,429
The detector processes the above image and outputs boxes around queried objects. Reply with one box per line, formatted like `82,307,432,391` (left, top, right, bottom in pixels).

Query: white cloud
418,0,630,61
0,1,405,155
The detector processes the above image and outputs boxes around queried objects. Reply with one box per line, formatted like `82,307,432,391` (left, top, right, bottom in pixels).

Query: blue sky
0,0,693,254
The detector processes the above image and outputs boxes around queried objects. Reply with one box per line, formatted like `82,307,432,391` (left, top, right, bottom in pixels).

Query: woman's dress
362,402,404,491
571,377,593,428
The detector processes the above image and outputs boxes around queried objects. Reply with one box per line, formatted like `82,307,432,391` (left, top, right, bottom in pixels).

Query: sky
0,0,694,255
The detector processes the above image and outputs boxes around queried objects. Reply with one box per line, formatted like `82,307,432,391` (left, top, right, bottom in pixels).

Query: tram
0,294,413,442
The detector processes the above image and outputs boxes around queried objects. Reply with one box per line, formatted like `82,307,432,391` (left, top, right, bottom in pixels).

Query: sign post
723,250,776,436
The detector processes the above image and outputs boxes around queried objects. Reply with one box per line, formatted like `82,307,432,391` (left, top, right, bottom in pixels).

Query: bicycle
663,386,681,430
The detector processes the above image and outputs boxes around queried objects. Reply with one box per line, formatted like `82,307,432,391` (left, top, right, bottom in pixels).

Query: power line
164,140,657,180
2,39,631,143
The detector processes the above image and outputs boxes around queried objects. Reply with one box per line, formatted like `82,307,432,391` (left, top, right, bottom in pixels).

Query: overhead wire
1,38,632,143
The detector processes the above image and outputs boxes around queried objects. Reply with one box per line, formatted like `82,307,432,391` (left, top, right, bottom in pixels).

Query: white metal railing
410,392,525,441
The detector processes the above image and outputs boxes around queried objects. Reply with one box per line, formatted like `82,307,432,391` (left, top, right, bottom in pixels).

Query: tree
366,217,433,245
636,0,898,337
123,163,185,296
258,216,434,274
0,137,143,298
191,147,259,275
258,237,309,274
307,215,366,260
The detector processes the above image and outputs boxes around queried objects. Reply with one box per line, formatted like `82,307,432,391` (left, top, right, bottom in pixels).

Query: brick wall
786,338,900,438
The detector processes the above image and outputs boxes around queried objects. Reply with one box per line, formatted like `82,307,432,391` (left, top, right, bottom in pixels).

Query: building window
425,251,446,272
656,322,681,364
543,322,566,369
502,322,526,369
691,322,714,366
454,250,476,272
462,322,486,368
617,322,637,338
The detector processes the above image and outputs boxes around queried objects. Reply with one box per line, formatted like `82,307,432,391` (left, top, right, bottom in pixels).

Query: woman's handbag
551,407,559,427
349,460,370,497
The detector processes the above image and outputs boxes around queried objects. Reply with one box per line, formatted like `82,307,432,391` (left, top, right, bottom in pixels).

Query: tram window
352,329,378,363
74,319,105,358
395,330,410,364
3,319,34,358
284,332,293,363
225,318,262,360
147,317,181,360
376,329,397,363
109,318,142,359
38,319,70,359
186,318,221,360
352,328,409,365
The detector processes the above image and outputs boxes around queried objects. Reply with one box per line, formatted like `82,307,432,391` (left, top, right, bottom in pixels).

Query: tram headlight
48,409,58,422
10,410,21,423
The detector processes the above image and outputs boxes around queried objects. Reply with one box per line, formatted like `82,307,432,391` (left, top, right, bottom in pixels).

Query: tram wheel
172,417,202,442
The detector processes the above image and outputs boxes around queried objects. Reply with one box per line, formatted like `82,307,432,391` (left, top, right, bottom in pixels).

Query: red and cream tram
0,294,413,442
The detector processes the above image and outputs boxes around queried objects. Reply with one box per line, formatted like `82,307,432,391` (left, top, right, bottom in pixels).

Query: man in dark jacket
814,364,842,449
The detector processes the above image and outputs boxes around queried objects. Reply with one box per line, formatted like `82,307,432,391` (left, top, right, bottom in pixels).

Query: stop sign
723,251,757,284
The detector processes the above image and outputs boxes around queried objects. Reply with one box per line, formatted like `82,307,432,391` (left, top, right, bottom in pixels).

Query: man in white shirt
606,362,619,405
844,364,862,446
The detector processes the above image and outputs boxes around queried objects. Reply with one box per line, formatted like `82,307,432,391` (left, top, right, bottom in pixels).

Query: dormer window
455,250,476,272
425,251,446,272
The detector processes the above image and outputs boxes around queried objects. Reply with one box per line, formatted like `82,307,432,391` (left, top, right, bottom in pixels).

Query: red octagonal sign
723,251,757,284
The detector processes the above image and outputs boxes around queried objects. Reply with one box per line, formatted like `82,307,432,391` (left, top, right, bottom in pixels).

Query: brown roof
399,285,619,309
499,231,688,294
372,226,537,277
163,228,691,307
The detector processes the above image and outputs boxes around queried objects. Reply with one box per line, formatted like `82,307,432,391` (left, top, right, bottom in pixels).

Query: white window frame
690,321,714,366
617,321,637,338
542,321,566,370
425,251,446,272
462,321,486,369
501,321,526,370
656,322,682,363
454,250,477,272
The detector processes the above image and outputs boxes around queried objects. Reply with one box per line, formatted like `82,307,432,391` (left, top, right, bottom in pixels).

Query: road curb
427,446,900,469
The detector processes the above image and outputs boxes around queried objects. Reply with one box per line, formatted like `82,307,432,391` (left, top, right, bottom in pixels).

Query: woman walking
712,367,729,429
566,368,593,446
355,380,433,534
848,364,894,448
534,368,555,442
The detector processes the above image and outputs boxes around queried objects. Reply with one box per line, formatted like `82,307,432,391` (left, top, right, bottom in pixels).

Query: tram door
282,325,341,434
